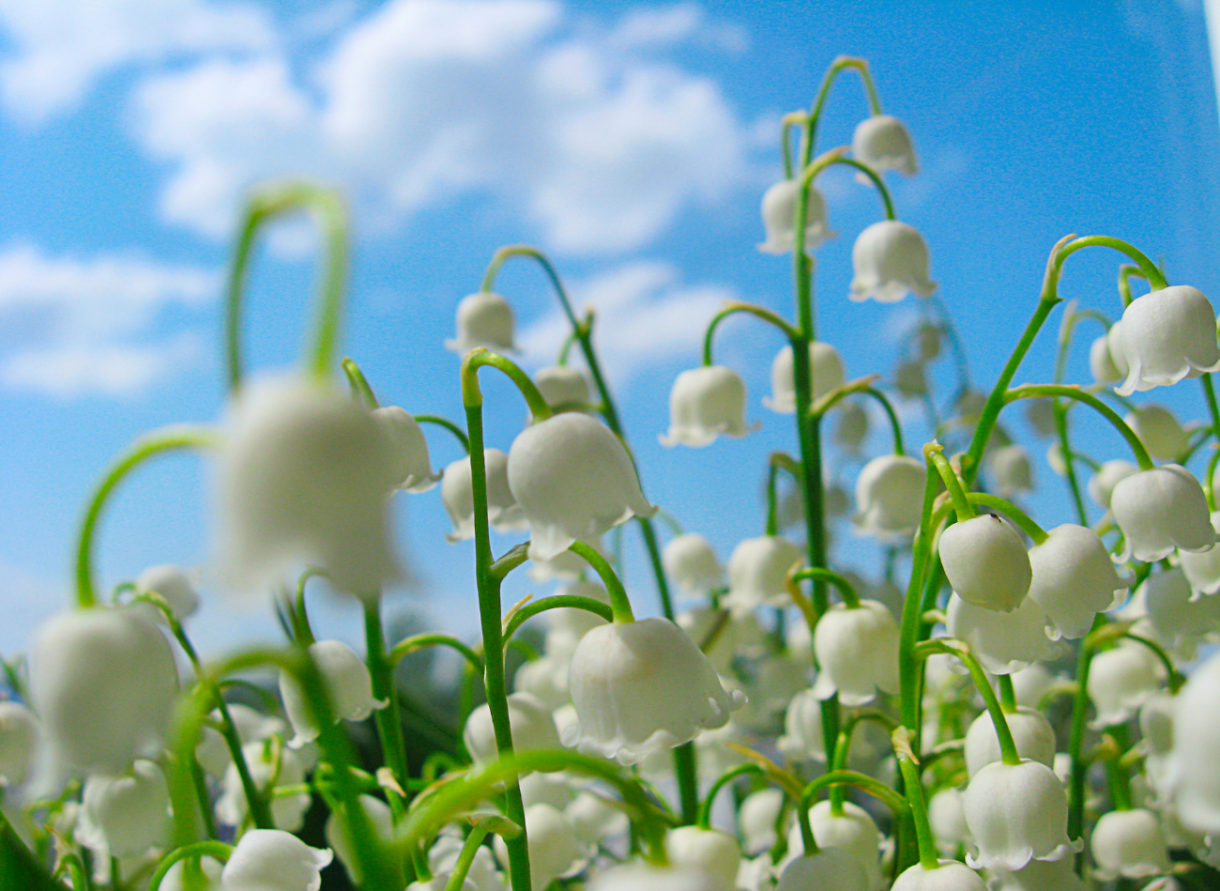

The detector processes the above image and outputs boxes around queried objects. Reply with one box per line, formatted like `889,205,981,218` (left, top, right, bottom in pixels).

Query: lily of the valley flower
964,707,1056,778
853,454,926,539
463,691,561,765
661,365,753,447
1027,523,1130,639
1110,464,1216,562
662,533,724,598
849,220,937,303
371,406,442,493
220,828,332,891
852,114,918,176
278,639,384,746
962,759,1077,871
1115,285,1220,396
764,341,846,413
441,448,526,541
1168,648,1220,833
1090,809,1172,880
535,365,591,410
724,535,804,615
938,514,1032,612
0,701,38,787
758,179,835,255
446,291,518,354
813,599,900,706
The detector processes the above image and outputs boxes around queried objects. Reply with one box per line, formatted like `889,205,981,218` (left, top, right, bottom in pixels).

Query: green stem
790,567,860,608
224,183,349,391
802,56,883,162
147,842,232,891
444,817,521,891
966,492,1049,545
898,464,940,738
291,567,325,647
390,634,484,672
1202,374,1220,448
696,764,764,829
1120,632,1184,693
415,416,470,454
341,357,379,409
501,594,613,643
917,639,1019,764
1118,263,1147,308
925,443,974,522
1054,303,1091,525
828,710,897,812
568,540,634,623
893,729,939,871
364,599,410,796
1005,385,1154,469
702,302,801,366
461,349,553,423
997,673,1018,713
798,769,909,819
810,377,905,456
780,111,805,179
0,806,71,891
821,157,895,219
1206,448,1220,511
766,452,802,536
74,425,217,608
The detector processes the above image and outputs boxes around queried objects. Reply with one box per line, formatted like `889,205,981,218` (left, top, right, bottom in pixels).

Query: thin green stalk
798,769,909,819
501,594,613,643
696,764,765,829
1202,374,1220,447
997,674,1018,713
702,301,801,366
461,349,552,423
568,540,634,623
899,461,940,737
364,599,410,795
966,492,1049,545
1054,303,1092,525
1206,447,1220,511
802,56,883,163
444,817,521,891
766,452,802,536
893,729,939,871
790,567,860,608
1118,263,1146,307
415,415,470,454
1005,384,1153,469
1067,619,1102,854
827,710,897,812
341,357,379,409
925,444,974,522
780,111,805,179
917,639,1019,764
293,566,325,646
820,157,895,219
146,842,232,891
810,377,905,456
390,634,484,672
74,425,217,608
224,183,349,391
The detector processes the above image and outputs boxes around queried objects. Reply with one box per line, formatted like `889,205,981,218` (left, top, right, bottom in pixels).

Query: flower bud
371,406,441,493
133,564,199,623
724,535,804,615
77,759,171,858
493,803,588,891
446,291,517,354
813,600,899,706
663,533,724,598
30,607,178,778
534,365,590,410
775,850,870,891
543,579,610,661
892,861,987,891
565,618,745,764
1085,334,1122,388
463,691,561,765
738,788,785,855
278,640,384,746
946,593,1054,675
758,179,834,255
850,220,937,303
661,366,753,447
962,760,1076,871
1087,459,1138,509
853,454,925,539
441,448,526,541
508,413,656,562
852,114,918,176
764,342,845,413
1114,285,1220,396
220,828,332,891
1110,464,1216,562
938,514,1032,612
666,826,740,891
1125,404,1189,461
1090,808,1172,879
0,701,38,787
964,707,1056,778
1028,523,1129,639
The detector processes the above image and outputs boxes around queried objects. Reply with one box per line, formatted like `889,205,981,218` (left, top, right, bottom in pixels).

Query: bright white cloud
517,260,734,387
0,243,216,397
608,4,748,53
128,0,752,255
0,0,276,125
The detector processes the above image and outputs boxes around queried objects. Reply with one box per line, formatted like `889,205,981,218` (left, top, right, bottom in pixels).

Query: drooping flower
813,600,900,706
666,826,741,891
853,454,926,539
764,341,846,413
1027,523,1130,639
508,413,656,562
964,707,1056,778
938,514,1032,612
77,759,171,858
534,365,591,411
661,366,753,447
849,220,937,303
892,861,987,891
1110,464,1215,562
445,291,518,354
463,691,561,765
946,593,1054,675
662,533,724,598
278,639,384,746
565,618,745,764
1090,333,1124,385
1179,510,1220,597
1114,285,1220,396
1087,459,1138,510
492,804,589,891
962,759,1077,871
371,406,442,493
1087,640,1166,728
852,114,918,176
1090,809,1172,880
0,701,38,787
133,564,199,623
324,795,393,886
724,535,804,615
219,829,332,891
1167,649,1220,833
1124,404,1189,462
441,448,526,541
758,179,834,255
775,849,870,891
777,687,827,763
216,741,312,832
786,799,883,889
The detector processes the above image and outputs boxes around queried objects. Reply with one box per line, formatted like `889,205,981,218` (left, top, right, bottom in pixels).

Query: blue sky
3,0,1220,658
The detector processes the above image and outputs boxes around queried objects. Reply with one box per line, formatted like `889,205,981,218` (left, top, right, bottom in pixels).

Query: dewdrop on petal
278,640,384,746
1028,523,1131,639
853,454,926,539
946,593,1054,675
220,829,332,891
852,114,918,176
964,707,1056,778
962,759,1077,872
663,533,724,598
441,448,526,541
724,535,804,615
371,406,441,493
508,413,656,562
30,606,178,778
758,179,834,255
1180,511,1220,596
764,342,845,413
1088,459,1137,509
445,291,517,354
214,375,401,596
463,692,561,765
565,617,745,764
892,861,987,891
850,220,937,303
1110,464,1216,562
1124,404,1189,462
77,759,171,858
661,366,753,447
1090,808,1172,880
938,514,1032,612
813,600,900,706
1115,285,1220,396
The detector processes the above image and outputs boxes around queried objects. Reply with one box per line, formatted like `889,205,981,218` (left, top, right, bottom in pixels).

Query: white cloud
0,0,276,125
128,0,752,255
0,242,216,397
608,4,748,54
516,260,734,387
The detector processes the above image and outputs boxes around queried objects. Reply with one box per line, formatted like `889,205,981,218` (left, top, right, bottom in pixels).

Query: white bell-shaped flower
939,514,1032,612
214,376,401,596
155,857,223,891
813,599,900,706
786,799,882,889
429,832,501,891
663,533,724,598
528,533,603,583
278,640,384,746
324,794,393,886
724,535,804,615
1090,808,1172,880
991,855,1090,891
463,691,561,765
1125,404,1189,461
758,179,834,254
446,291,518,354
1010,663,1059,707
852,114,918,176
833,402,870,454
134,564,199,622
1138,567,1207,657
962,759,1076,871
565,618,745,764
441,448,526,541
493,803,588,891
514,656,570,711
988,445,1034,499
764,341,846,413
1028,523,1130,639
535,365,591,410
0,701,38,787
853,454,926,539
929,788,972,856
566,789,630,847
964,707,1056,778
850,220,937,303
1167,649,1220,832
1087,459,1138,509
892,861,987,891
1180,510,1220,597
30,607,178,778
661,366,753,447
220,828,332,891
371,406,442,493
777,687,827,763
738,788,786,855
1090,333,1124,385
1110,464,1216,562
667,826,740,891
508,413,656,562
588,861,725,891
217,741,311,831
1114,285,1220,396
1087,640,1166,728
77,759,170,858
946,593,1054,675
775,849,869,891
